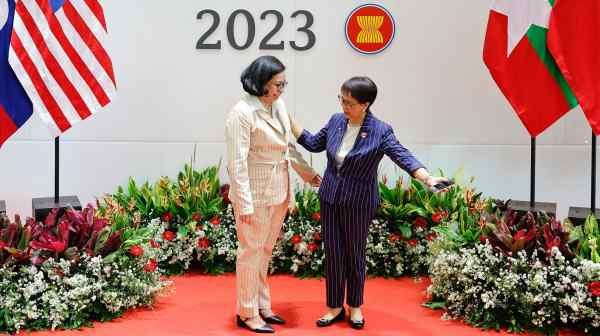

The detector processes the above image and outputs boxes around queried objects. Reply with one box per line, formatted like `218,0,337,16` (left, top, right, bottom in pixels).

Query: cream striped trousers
235,199,289,318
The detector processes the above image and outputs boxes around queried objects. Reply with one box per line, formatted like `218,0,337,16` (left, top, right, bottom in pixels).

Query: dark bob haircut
240,56,285,96
341,76,377,111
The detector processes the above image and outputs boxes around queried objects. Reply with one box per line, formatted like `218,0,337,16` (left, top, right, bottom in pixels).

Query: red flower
431,212,443,223
192,213,202,222
413,217,428,229
197,237,210,249
210,216,221,225
290,234,302,244
162,230,176,241
312,212,321,222
144,259,158,273
407,239,418,247
313,232,321,241
161,212,173,223
307,242,318,252
388,233,402,244
480,235,488,244
589,281,600,297
426,232,437,241
149,240,161,248
129,245,144,257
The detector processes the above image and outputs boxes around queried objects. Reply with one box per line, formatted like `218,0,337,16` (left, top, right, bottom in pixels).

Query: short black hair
341,76,377,110
240,56,285,96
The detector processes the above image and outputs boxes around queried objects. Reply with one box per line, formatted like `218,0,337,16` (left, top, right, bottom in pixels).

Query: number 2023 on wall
196,9,316,51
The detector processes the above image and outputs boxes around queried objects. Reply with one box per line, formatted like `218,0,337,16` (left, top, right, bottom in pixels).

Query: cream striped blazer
225,94,317,215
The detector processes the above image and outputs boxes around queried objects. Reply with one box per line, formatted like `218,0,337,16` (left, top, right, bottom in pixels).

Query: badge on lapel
360,132,368,139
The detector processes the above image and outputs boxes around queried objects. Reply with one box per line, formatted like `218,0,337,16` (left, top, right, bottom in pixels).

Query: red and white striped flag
8,0,115,135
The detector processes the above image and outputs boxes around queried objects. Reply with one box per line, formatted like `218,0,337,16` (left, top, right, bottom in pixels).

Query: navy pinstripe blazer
297,111,425,209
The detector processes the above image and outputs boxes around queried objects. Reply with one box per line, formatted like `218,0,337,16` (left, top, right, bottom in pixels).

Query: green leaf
103,252,117,263
398,224,412,239
422,301,446,309
178,225,189,238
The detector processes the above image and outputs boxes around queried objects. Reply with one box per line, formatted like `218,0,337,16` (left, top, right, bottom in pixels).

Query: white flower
295,242,308,255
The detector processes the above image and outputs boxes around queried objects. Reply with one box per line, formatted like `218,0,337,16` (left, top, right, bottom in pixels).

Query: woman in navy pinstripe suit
289,77,447,329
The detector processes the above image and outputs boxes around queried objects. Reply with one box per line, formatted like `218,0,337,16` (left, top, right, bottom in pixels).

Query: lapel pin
360,132,368,138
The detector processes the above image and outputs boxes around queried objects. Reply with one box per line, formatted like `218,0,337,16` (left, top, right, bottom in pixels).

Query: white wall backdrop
0,0,595,219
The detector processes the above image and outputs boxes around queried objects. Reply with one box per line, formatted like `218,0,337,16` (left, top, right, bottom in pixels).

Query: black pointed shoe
316,308,345,327
349,318,365,330
236,315,275,333
260,312,285,325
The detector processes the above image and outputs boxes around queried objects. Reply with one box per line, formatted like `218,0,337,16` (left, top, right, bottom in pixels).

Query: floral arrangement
427,207,600,334
0,207,168,334
96,167,483,280
5,162,599,334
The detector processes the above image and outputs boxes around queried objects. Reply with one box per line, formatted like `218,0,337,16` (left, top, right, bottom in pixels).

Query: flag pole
54,136,59,204
530,136,536,207
592,131,596,212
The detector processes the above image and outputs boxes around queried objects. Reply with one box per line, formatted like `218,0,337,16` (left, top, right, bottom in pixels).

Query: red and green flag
548,0,600,135
483,0,578,137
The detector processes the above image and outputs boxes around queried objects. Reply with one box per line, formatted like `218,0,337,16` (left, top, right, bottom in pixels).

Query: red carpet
27,272,581,336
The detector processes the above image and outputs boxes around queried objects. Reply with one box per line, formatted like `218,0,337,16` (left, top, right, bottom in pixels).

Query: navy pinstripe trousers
321,200,376,308
297,111,425,308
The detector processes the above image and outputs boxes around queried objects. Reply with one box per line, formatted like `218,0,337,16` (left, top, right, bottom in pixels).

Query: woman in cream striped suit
226,56,321,333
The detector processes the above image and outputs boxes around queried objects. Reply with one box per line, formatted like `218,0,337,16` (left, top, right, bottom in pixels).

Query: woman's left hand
425,176,449,188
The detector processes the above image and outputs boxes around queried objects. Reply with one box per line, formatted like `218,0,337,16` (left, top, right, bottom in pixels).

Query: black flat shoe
260,312,285,325
349,318,365,330
316,309,345,327
236,315,275,333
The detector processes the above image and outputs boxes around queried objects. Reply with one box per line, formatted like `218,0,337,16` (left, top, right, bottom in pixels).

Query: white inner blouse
335,123,362,170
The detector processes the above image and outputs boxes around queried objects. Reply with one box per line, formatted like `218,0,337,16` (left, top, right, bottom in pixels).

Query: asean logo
345,4,396,54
